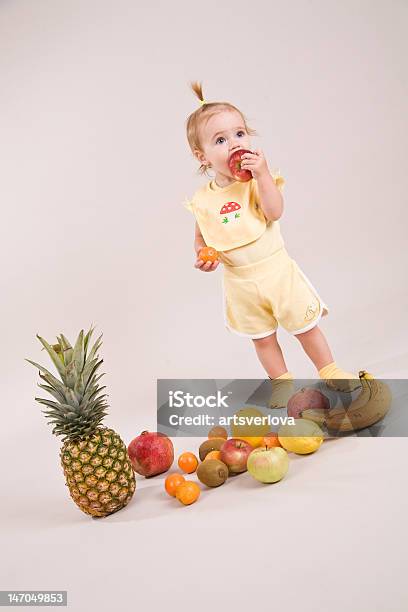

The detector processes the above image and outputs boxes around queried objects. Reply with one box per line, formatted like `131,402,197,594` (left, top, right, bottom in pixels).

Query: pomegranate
128,431,174,478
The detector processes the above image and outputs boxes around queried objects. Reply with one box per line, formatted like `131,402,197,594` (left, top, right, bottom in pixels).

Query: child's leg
294,325,360,392
252,334,295,408
252,332,288,378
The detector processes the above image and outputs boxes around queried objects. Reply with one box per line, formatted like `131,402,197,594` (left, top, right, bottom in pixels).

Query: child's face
196,110,252,178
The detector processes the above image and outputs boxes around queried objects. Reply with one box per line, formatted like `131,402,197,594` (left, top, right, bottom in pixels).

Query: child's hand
194,256,220,272
240,149,269,180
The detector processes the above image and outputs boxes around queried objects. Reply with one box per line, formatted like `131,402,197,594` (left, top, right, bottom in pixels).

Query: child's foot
318,361,361,393
268,371,295,409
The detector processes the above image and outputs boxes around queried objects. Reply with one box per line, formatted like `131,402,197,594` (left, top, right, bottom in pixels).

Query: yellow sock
271,371,294,381
318,361,361,392
268,371,295,409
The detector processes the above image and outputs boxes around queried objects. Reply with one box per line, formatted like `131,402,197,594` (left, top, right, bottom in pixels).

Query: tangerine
178,452,199,474
204,450,222,461
234,436,264,448
199,246,219,263
164,473,185,497
175,481,201,505
262,432,282,449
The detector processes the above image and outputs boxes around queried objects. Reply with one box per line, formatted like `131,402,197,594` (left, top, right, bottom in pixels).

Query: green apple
247,446,289,483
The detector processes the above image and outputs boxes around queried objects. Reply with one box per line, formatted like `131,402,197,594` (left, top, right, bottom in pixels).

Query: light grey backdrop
1,1,407,610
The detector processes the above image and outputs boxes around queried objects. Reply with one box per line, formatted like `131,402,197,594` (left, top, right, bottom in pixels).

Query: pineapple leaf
35,335,66,381
87,395,108,409
88,398,108,413
35,397,77,413
65,360,77,389
42,417,60,424
83,325,95,357
37,383,66,403
65,387,80,408
72,330,85,376
38,372,69,403
73,372,85,401
88,385,107,402
88,333,103,362
26,360,66,392
83,358,103,391
53,341,65,365
58,334,73,366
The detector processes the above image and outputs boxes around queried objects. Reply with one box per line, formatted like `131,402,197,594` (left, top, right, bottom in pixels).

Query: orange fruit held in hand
164,473,186,497
175,481,201,505
199,246,219,263
204,450,222,462
262,432,282,448
178,452,199,474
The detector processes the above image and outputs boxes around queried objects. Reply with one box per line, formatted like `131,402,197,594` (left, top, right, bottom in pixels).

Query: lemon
278,418,324,454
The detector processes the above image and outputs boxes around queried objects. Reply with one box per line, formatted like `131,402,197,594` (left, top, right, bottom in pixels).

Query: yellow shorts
222,247,329,339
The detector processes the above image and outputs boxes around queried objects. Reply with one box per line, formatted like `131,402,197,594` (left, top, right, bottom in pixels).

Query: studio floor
3,432,408,611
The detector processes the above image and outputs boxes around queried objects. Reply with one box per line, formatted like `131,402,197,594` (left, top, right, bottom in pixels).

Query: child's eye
215,130,245,145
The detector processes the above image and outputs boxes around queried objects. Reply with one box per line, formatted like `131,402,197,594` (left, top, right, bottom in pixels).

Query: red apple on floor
220,438,253,474
228,149,253,182
128,431,174,477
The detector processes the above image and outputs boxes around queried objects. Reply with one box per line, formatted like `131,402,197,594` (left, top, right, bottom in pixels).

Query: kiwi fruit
208,426,228,440
197,459,228,487
199,438,225,461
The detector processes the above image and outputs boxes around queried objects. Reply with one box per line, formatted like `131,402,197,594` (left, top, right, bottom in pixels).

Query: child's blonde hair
186,81,258,177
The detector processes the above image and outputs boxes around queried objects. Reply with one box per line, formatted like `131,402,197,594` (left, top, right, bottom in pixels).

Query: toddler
183,81,360,408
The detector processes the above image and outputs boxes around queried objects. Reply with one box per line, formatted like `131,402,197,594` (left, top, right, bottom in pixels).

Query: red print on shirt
220,202,241,225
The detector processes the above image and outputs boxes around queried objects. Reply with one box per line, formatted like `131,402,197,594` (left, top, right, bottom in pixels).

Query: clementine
262,432,282,448
199,246,219,263
175,481,201,505
178,452,199,474
164,473,185,497
233,436,264,448
204,450,222,461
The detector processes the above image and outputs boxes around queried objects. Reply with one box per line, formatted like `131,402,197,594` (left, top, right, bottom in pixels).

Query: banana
302,371,392,433
325,376,362,393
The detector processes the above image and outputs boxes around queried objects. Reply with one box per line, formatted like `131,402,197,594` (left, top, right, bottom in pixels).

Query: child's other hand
194,256,220,272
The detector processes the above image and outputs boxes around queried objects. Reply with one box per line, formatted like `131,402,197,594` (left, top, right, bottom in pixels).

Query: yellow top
183,171,286,264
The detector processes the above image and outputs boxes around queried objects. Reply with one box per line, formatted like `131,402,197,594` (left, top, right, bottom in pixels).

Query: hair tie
199,99,207,106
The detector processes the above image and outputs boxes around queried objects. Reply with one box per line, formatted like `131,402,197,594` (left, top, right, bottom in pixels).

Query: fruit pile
128,413,326,507
27,326,392,518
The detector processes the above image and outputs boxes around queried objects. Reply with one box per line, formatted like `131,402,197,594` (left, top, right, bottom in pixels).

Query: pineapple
26,326,136,518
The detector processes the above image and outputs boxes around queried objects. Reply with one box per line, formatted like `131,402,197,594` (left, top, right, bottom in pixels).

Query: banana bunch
302,371,392,433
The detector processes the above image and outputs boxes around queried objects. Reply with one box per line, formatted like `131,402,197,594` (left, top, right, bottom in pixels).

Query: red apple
220,438,253,474
287,387,330,426
228,149,253,182
128,431,174,478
